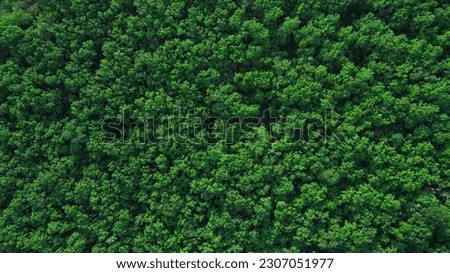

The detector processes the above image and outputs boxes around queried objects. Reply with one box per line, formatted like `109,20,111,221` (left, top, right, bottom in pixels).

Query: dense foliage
1,0,449,252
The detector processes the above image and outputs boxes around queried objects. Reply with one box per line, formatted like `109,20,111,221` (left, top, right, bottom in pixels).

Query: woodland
0,0,449,252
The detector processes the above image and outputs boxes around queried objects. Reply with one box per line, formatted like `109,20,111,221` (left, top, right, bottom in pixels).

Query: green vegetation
1,0,450,252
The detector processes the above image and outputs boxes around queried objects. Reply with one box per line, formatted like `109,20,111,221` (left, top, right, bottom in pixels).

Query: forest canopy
0,0,449,252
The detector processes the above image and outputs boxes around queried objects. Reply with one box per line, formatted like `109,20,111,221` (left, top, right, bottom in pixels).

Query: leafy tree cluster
1,0,449,252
